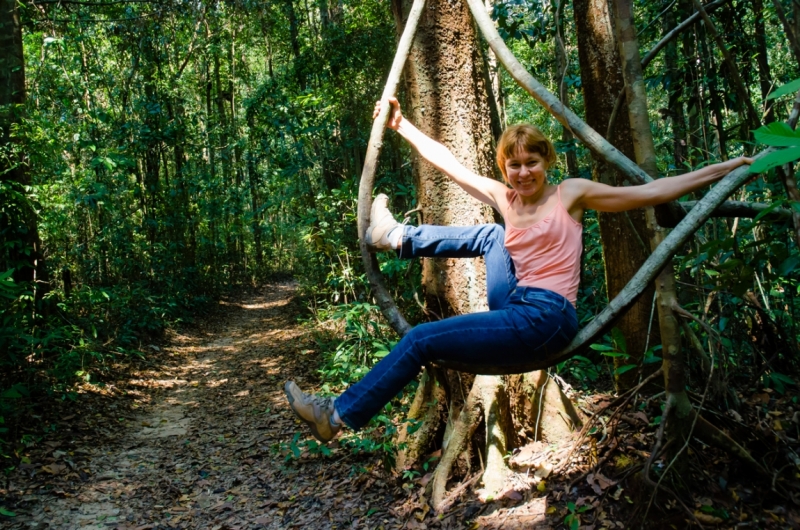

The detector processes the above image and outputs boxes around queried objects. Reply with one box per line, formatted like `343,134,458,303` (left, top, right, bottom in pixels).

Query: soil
6,283,798,529
2,284,550,529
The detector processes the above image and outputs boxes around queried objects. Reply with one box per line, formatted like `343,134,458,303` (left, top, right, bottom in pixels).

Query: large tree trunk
0,0,49,298
396,0,496,317
612,0,694,463
392,0,499,495
391,0,579,507
574,0,657,390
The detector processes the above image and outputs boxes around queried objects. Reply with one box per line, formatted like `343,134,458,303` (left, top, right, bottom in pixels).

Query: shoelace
309,395,341,427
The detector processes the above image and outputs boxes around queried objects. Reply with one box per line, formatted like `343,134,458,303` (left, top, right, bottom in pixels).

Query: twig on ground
554,369,663,474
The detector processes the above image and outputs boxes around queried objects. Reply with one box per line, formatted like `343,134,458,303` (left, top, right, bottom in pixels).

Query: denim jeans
335,224,578,430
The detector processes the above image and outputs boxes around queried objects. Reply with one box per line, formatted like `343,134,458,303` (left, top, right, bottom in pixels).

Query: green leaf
614,364,638,376
750,147,800,173
772,372,796,385
589,344,615,351
753,200,787,222
0,508,15,517
611,327,627,354
778,256,800,277
753,122,800,147
766,78,800,100
1,389,21,399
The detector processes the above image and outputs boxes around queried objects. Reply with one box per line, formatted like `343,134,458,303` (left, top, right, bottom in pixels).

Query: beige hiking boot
365,193,401,251
284,381,341,443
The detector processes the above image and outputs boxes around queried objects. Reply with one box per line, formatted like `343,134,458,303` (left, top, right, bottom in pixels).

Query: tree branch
680,200,793,219
640,0,730,70
357,0,427,337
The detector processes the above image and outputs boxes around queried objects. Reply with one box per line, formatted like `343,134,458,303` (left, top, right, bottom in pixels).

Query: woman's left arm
571,157,753,213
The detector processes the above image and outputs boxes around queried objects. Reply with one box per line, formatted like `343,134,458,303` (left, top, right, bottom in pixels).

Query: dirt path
4,284,412,530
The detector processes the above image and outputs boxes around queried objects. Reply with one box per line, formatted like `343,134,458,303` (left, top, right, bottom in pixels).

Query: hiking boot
365,194,401,251
284,381,341,443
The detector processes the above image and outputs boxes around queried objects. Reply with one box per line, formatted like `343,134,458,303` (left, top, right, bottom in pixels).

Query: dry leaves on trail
1,285,414,530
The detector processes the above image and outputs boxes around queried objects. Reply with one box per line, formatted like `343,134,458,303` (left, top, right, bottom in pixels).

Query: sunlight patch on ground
239,299,291,310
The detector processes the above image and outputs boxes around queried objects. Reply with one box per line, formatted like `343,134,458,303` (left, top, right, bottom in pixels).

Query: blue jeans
335,224,578,430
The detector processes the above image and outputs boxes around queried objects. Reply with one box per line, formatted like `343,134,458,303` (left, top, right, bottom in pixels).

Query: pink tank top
504,185,583,305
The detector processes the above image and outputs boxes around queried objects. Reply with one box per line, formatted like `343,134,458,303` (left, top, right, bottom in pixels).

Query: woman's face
504,149,548,198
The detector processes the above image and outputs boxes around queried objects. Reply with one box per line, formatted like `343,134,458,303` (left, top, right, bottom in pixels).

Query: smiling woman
284,97,753,443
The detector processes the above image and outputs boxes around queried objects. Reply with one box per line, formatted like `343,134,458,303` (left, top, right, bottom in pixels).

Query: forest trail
5,283,558,530
5,284,416,530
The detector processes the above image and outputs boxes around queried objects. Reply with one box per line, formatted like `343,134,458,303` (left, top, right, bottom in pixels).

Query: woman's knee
402,324,435,363
482,223,505,242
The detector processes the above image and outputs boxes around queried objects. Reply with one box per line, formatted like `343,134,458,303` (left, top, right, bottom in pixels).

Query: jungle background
3,0,800,527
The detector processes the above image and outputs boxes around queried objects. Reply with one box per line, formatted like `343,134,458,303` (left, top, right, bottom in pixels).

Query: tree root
478,376,510,501
692,413,769,478
525,370,583,443
429,376,483,510
396,368,445,472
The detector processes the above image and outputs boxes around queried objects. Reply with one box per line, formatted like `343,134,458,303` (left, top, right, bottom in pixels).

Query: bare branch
357,0,427,337
680,200,793,219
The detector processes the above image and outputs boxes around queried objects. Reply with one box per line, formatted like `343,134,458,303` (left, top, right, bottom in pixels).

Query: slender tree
0,0,48,295
574,0,658,390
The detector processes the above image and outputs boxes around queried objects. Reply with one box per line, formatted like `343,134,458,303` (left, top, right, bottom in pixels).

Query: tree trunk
664,6,687,171
392,0,498,488
772,0,800,66
0,0,48,295
391,0,581,503
612,0,694,460
681,2,705,168
753,0,776,123
396,0,497,317
555,0,578,177
574,0,657,390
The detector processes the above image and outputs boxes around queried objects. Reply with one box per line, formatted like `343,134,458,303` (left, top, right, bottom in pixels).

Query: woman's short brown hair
496,124,557,179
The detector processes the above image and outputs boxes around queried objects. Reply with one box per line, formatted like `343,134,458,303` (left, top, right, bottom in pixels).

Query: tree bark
396,0,497,317
574,0,657,390
392,0,503,490
612,0,693,454
0,0,49,297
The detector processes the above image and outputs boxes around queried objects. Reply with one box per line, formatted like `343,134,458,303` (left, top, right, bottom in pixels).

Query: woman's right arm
377,98,507,210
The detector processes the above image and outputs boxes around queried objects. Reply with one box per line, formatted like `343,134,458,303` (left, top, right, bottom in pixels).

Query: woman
285,98,752,443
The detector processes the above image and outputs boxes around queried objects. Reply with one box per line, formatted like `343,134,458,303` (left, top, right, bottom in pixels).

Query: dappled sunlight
10,285,412,530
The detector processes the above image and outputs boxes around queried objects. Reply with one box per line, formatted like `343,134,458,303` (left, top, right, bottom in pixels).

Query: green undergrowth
0,272,212,468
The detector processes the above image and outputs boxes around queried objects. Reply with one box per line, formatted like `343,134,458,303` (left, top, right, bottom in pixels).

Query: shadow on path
3,284,409,530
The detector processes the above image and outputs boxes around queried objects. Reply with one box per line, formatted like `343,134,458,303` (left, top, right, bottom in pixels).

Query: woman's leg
335,288,577,430
367,194,516,310
400,223,516,311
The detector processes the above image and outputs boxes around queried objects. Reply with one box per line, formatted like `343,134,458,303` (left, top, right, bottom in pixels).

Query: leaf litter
5,283,800,529
2,284,413,529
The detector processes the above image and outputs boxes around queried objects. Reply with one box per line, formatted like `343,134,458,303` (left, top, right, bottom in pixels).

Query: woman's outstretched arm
376,98,508,210
568,157,754,213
